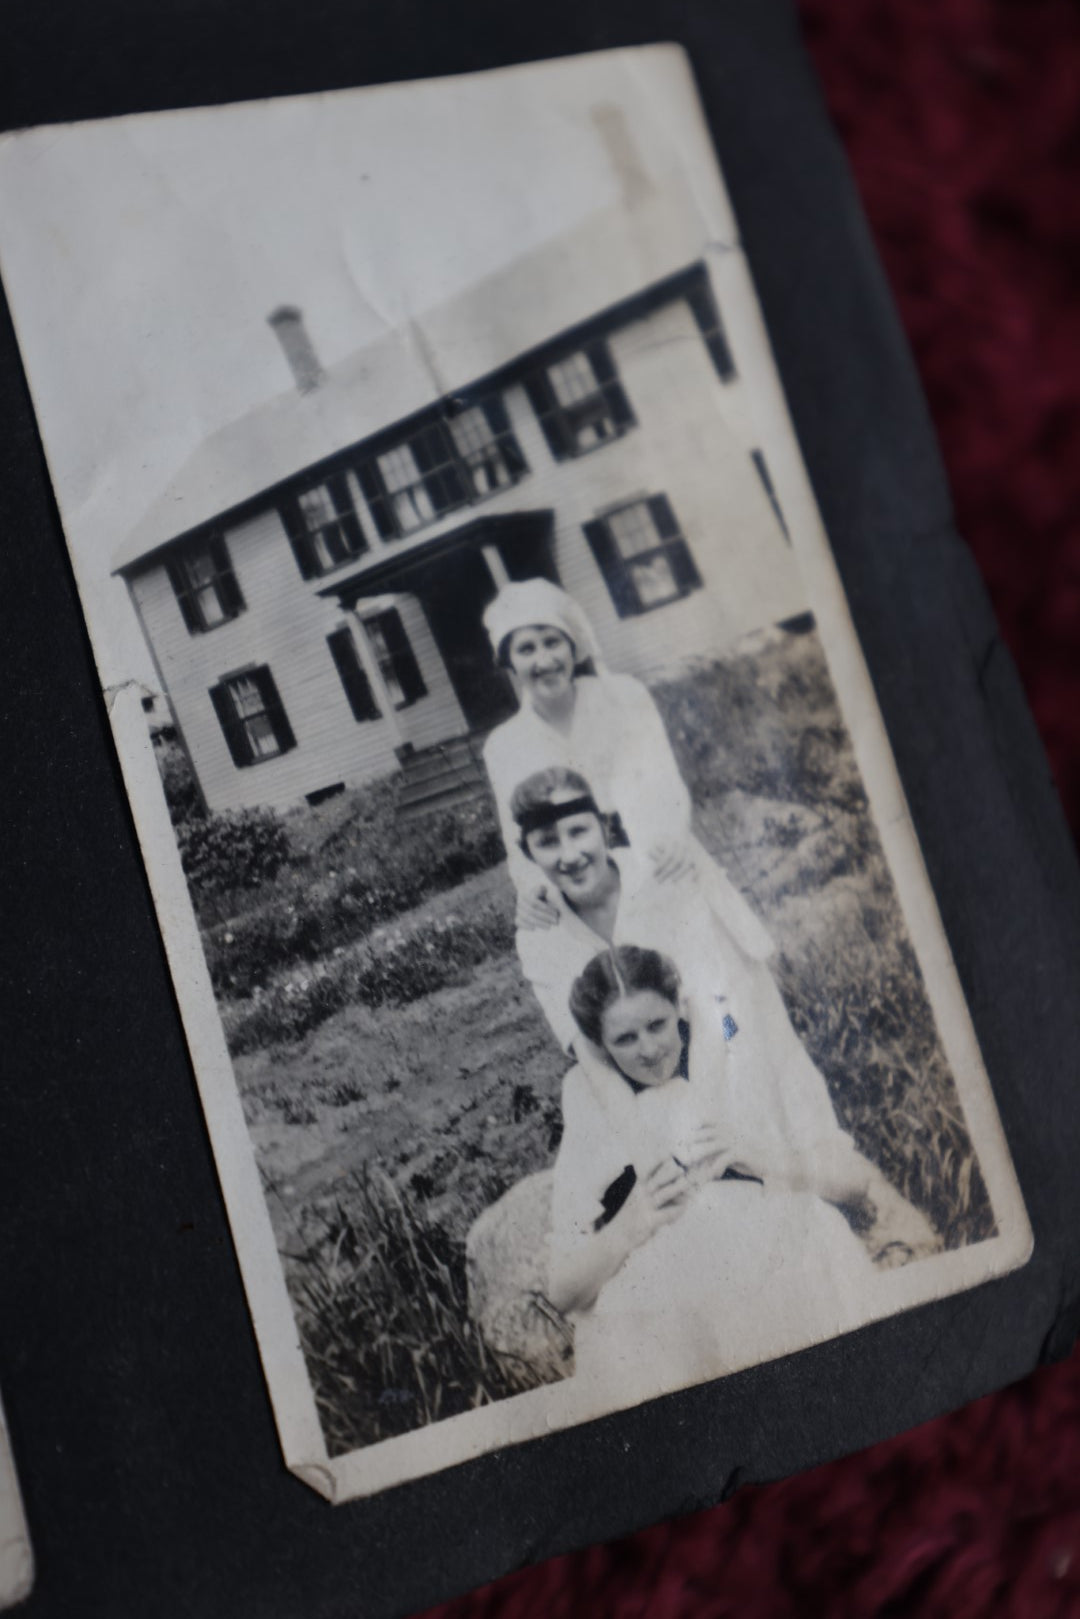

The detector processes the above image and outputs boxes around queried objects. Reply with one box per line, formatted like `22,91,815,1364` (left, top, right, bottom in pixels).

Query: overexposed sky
0,46,719,685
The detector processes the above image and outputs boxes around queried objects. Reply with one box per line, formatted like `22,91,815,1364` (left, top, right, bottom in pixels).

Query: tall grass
279,1170,547,1455
774,902,995,1249
655,633,995,1250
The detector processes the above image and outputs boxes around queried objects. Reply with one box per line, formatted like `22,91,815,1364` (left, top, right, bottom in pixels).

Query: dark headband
516,794,602,838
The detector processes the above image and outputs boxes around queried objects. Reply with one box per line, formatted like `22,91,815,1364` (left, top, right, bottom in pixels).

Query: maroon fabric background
421,4,1080,1614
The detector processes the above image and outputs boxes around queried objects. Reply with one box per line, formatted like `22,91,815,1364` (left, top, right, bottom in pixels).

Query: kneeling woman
550,947,882,1398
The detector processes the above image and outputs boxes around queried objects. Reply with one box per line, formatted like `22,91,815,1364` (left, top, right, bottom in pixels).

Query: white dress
550,1014,878,1404
483,670,774,963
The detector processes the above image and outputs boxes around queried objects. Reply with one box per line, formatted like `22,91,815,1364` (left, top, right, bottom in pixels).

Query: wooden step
398,741,481,789
398,779,491,818
395,734,490,818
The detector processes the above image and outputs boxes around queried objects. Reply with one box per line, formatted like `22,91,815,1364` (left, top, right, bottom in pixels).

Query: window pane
394,485,435,531
377,444,422,494
548,352,598,407
185,549,217,588
607,503,659,559
194,585,227,627
246,713,280,758
448,406,495,457
229,675,263,717
311,529,338,571
364,618,406,706
629,554,680,609
299,484,337,530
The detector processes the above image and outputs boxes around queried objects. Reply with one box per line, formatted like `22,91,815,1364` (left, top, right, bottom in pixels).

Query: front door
411,547,517,733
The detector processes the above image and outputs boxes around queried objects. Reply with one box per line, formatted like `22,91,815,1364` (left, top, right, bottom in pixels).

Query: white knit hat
482,578,602,665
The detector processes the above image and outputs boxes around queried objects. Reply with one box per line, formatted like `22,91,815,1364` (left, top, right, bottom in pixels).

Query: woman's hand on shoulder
647,839,696,884
515,882,562,931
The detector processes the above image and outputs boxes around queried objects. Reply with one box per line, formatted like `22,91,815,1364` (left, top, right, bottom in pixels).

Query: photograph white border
1,46,1032,1503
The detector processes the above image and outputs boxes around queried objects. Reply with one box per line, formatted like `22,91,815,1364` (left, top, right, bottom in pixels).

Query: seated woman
481,577,773,956
513,766,940,1264
549,946,885,1399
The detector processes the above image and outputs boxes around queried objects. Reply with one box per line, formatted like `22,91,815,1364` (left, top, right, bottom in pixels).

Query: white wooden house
115,199,807,814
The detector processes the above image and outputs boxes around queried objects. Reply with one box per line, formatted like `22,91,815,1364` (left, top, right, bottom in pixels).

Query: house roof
113,177,719,575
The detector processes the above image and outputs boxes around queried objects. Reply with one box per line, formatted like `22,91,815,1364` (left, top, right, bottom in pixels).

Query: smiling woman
481,577,775,954
547,944,883,1393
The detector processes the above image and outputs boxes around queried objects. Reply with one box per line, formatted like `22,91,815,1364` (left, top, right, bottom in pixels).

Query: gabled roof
113,179,718,575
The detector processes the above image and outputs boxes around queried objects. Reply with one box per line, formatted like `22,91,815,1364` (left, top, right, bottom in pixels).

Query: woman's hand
515,882,562,931
548,1156,689,1315
647,840,696,884
627,1156,692,1247
677,1124,757,1184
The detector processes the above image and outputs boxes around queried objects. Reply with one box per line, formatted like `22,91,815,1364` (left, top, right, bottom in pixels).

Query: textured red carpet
424,5,1080,1613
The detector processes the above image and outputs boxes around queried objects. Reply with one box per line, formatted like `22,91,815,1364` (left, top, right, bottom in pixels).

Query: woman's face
505,624,575,704
525,793,611,904
600,989,683,1088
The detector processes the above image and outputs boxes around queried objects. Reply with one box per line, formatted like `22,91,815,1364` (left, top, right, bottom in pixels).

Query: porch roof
316,509,555,607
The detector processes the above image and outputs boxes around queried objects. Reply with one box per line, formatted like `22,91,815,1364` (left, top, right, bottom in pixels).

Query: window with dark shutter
523,370,571,461
167,537,246,633
279,493,319,578
327,627,382,723
584,339,634,429
363,609,427,709
583,519,639,618
207,535,245,616
209,681,254,767
687,273,737,382
585,496,703,618
526,339,635,460
354,396,526,539
447,397,528,495
282,474,368,579
166,554,203,634
209,666,296,767
479,395,528,479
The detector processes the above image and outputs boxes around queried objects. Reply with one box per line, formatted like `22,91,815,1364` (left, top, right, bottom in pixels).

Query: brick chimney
267,305,324,394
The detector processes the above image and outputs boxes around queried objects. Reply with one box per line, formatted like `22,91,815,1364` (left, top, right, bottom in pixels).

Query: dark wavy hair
569,945,682,1050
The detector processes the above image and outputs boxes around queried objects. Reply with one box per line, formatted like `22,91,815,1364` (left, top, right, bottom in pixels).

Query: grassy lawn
213,624,994,1454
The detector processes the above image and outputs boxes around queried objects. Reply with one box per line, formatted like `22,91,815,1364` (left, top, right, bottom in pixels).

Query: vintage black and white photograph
0,45,1031,1500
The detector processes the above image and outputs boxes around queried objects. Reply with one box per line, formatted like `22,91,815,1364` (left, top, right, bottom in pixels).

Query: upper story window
524,337,635,460
209,666,296,767
446,397,528,497
280,472,368,579
359,423,469,538
357,399,527,542
583,495,702,618
166,536,245,634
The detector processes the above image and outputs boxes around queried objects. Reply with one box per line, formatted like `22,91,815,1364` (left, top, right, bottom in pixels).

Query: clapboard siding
129,507,464,811
128,262,808,810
